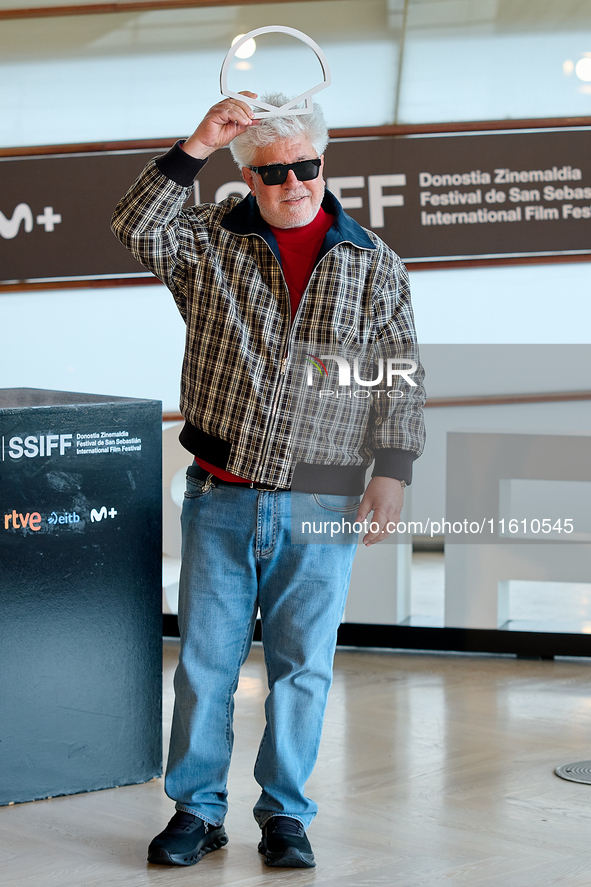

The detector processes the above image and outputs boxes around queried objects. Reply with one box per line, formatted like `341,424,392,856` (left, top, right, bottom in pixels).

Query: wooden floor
3,641,591,887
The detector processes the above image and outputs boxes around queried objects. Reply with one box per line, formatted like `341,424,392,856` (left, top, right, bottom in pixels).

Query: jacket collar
220,189,376,263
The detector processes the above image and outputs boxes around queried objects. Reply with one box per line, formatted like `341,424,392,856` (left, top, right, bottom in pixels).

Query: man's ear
242,167,255,195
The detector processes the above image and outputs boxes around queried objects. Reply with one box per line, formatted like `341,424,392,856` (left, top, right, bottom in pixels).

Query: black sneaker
147,810,228,866
258,815,316,868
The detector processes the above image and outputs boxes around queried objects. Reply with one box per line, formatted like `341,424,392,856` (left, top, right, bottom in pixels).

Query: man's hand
356,476,404,546
182,92,259,160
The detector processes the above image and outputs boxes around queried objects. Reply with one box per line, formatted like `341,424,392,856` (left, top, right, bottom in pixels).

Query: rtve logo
5,434,73,460
4,510,41,531
326,175,406,228
0,203,62,239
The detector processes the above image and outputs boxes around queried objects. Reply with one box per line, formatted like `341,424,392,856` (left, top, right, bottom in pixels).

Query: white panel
0,285,185,411
410,263,591,345
411,400,591,527
399,31,591,123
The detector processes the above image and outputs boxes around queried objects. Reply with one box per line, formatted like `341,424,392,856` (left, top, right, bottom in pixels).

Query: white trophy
220,25,331,118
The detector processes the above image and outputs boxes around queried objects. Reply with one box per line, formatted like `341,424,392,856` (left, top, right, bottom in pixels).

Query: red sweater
195,207,334,483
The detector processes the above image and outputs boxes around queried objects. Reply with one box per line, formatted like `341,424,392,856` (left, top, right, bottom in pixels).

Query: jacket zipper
254,247,292,481
254,240,347,482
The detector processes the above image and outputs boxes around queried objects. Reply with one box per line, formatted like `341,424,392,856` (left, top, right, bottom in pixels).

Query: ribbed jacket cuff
372,448,417,485
155,140,207,187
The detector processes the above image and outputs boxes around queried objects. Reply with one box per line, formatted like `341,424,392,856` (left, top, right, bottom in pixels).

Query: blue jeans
164,470,359,828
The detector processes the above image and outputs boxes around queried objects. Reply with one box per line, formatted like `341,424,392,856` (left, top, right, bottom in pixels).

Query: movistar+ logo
0,203,62,239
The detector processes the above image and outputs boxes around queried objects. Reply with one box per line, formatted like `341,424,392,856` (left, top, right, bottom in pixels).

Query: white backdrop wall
0,285,185,410
2,262,590,411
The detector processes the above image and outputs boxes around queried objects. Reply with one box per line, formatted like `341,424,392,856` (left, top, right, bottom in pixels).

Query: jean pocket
312,493,361,513
184,473,213,499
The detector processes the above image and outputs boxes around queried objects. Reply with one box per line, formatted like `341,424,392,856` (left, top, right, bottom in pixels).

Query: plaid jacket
111,150,425,491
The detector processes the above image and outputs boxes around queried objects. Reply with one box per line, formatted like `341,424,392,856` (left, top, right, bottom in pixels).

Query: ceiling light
575,57,591,82
231,34,257,60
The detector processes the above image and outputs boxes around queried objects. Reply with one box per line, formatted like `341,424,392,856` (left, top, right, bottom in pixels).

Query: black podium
0,389,162,806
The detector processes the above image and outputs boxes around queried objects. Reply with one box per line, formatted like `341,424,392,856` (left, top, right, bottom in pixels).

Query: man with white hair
112,91,425,869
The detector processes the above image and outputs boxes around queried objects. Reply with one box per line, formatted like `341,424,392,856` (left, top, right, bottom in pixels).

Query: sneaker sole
258,840,315,868
148,831,228,866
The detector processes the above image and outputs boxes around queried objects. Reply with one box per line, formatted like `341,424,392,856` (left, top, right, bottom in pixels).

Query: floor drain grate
555,761,591,784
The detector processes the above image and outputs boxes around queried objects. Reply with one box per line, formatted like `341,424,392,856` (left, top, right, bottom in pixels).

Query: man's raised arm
110,93,258,300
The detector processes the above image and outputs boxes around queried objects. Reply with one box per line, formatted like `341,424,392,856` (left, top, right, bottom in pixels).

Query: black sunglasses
248,158,322,186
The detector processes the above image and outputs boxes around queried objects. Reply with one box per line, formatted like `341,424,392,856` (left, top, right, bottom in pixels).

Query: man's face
241,136,325,229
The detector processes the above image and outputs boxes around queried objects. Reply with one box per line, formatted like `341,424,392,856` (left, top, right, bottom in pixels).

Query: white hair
229,93,329,168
